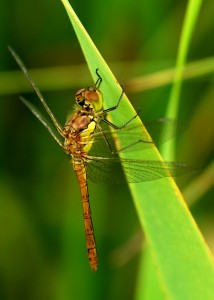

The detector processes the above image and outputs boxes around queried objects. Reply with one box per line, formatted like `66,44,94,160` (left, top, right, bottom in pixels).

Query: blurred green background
0,0,214,299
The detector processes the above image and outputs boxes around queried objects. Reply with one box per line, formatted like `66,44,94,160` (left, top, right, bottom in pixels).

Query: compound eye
84,90,99,102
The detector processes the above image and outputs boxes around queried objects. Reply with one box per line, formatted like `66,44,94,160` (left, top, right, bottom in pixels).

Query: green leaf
60,0,214,299
136,244,165,300
163,0,203,160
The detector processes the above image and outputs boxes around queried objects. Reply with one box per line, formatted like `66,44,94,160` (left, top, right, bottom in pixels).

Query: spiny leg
102,86,138,129
95,68,102,89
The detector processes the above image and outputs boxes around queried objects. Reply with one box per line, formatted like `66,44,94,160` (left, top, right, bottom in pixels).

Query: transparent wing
86,155,196,184
143,118,188,145
88,118,187,156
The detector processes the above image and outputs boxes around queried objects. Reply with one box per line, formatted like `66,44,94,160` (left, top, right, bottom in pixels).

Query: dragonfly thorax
75,87,103,112
64,112,92,133
63,111,96,156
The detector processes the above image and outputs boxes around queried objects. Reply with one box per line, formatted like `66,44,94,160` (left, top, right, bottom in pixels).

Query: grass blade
60,1,214,299
163,0,203,160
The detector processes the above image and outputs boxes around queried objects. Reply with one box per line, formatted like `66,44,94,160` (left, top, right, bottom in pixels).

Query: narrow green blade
60,1,214,299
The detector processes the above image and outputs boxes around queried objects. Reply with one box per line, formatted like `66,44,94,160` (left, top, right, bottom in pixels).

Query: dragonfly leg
96,123,117,153
101,86,138,129
95,68,103,89
102,85,125,113
102,113,138,130
96,122,153,154
115,139,153,153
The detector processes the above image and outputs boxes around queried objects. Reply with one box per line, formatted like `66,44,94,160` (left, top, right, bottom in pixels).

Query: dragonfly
9,47,194,271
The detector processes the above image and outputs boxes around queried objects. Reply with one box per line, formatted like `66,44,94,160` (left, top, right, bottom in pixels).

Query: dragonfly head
75,87,103,112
